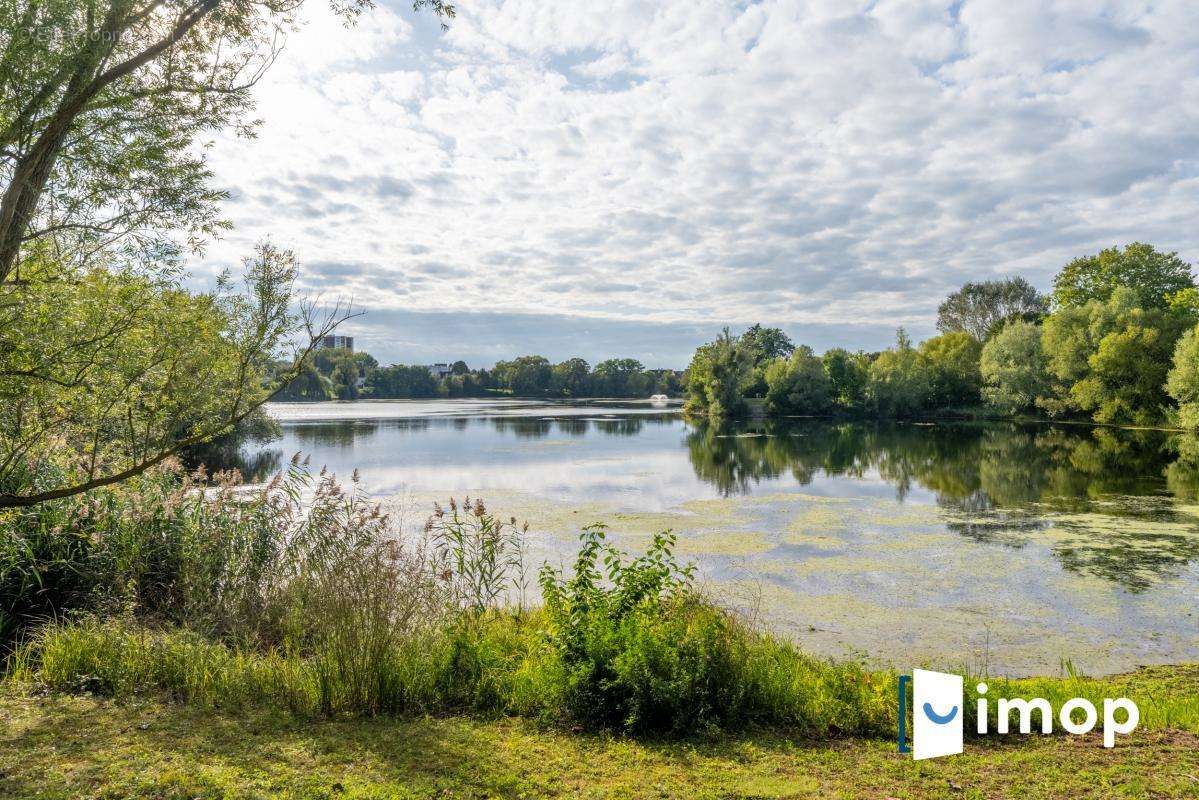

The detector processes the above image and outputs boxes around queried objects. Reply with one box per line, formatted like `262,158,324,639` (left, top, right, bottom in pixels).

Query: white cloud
197,0,1199,364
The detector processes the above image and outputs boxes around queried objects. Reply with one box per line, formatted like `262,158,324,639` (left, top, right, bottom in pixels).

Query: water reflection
687,419,1199,592
685,419,1191,509
196,402,1199,671
219,410,1199,516
213,404,1199,594
218,412,679,483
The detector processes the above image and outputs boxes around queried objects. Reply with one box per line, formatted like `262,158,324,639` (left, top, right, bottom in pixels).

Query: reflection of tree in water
290,419,409,448
685,428,784,497
592,414,676,436
1166,434,1199,502
296,420,356,447
183,446,282,484
685,421,874,497
688,419,1188,511
686,419,1199,591
556,419,589,437
1050,519,1199,593
594,418,645,436
687,420,993,499
233,448,283,482
491,417,554,438
488,414,677,439
944,511,1050,548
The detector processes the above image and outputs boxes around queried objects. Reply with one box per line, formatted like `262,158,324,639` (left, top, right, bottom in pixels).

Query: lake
240,399,1199,676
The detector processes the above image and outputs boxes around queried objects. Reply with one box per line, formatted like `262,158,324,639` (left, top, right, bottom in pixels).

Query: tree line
685,243,1199,430
272,351,684,401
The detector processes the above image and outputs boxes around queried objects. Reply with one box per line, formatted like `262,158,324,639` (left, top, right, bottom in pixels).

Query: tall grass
10,617,314,713
10,603,897,735
5,459,1192,738
0,455,397,647
962,663,1199,735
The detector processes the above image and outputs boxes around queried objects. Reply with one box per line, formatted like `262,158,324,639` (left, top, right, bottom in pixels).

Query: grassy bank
8,614,1199,736
5,461,1199,740
3,690,1199,800
6,606,898,736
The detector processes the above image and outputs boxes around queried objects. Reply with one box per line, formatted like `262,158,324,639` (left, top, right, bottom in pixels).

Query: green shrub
683,329,753,419
1167,324,1199,429
535,525,894,735
763,346,833,416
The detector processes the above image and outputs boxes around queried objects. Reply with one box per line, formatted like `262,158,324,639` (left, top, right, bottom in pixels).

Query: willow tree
0,0,454,507
935,277,1047,341
0,241,357,507
1041,288,1192,426
1167,325,1199,430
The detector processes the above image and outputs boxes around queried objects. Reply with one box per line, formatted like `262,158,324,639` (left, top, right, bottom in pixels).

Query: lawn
3,691,1198,800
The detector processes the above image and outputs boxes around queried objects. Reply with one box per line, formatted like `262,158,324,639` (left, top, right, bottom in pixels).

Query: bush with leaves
867,329,932,418
979,319,1051,414
1041,288,1191,425
539,524,754,733
822,348,871,412
683,329,753,419
532,524,896,735
919,332,983,408
763,346,833,415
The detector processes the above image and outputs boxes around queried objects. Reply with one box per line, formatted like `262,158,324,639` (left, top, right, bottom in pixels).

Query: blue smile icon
922,702,959,725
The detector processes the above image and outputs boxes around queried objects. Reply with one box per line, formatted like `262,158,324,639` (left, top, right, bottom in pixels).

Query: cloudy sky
197,0,1199,368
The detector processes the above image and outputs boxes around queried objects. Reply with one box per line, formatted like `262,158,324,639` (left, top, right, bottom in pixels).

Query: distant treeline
685,243,1199,430
272,352,684,401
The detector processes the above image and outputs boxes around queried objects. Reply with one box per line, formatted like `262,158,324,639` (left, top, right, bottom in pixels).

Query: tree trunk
0,0,220,284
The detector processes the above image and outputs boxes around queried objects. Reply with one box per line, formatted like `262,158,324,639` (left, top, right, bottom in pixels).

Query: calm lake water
241,399,1199,676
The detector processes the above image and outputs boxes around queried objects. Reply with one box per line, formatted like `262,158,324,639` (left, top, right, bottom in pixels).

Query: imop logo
898,669,1140,759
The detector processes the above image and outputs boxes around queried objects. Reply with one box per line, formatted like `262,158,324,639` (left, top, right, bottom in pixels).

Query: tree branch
0,299,357,508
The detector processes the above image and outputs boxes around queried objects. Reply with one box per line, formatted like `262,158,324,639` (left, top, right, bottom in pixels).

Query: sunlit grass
7,606,899,736
2,691,1198,800
10,614,1199,741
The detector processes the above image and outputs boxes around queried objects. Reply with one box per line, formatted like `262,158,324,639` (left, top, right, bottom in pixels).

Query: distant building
428,362,452,379
316,335,354,351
